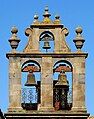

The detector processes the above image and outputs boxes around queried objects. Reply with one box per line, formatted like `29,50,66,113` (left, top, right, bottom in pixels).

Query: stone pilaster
8,57,22,112
38,57,54,111
31,28,39,52
54,28,60,52
72,57,87,112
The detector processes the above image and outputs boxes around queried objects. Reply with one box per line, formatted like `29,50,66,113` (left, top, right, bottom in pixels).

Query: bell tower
5,7,89,119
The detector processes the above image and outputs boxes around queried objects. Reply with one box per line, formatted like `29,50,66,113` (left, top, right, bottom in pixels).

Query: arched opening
21,60,41,110
39,31,54,53
53,60,73,110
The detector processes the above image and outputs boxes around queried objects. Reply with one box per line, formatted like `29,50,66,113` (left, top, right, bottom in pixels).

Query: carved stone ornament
9,26,20,50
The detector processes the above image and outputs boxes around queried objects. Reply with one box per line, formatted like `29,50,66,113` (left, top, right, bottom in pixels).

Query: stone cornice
4,112,90,119
30,24,64,29
6,52,88,59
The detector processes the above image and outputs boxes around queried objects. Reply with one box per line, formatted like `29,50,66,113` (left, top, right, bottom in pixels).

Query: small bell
43,41,51,52
55,71,69,87
25,70,37,86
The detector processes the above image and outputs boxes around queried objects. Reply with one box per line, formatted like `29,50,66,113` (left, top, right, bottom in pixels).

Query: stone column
72,57,87,112
38,57,54,111
8,57,22,112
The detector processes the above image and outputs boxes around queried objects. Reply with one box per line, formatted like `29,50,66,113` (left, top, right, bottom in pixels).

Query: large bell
55,70,69,87
25,70,37,86
43,41,51,52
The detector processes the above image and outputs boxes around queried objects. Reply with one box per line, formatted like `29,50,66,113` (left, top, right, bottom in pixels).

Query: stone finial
54,15,60,24
43,6,51,17
75,26,83,34
33,14,39,24
73,26,85,51
34,14,39,20
9,26,20,51
55,15,60,20
11,27,18,34
42,6,52,24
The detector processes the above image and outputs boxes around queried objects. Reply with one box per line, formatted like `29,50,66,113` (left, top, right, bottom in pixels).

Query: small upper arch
21,60,41,72
53,60,73,72
39,31,54,41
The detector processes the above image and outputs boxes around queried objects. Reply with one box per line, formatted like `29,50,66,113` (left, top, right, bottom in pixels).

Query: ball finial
45,6,49,11
55,15,60,19
11,26,18,34
75,26,83,34
34,14,38,20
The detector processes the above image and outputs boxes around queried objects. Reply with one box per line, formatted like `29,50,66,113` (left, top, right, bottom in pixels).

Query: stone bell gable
5,6,90,119
23,6,70,53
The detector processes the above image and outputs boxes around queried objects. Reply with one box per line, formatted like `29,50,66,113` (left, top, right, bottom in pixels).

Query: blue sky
0,0,94,115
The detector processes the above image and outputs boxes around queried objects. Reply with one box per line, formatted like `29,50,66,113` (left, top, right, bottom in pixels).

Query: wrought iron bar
67,88,72,104
53,87,72,110
22,87,38,104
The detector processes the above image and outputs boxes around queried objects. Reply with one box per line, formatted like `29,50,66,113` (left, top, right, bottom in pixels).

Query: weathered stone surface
8,57,22,112
4,111,90,119
39,57,54,111
72,57,86,112
88,117,94,119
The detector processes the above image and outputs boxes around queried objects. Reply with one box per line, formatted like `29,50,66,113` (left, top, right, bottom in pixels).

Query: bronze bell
25,70,37,86
43,41,51,52
55,71,69,87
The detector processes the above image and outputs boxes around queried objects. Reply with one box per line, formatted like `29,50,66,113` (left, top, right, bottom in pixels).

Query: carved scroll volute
62,27,69,36
25,28,33,36
24,28,33,52
61,27,71,52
